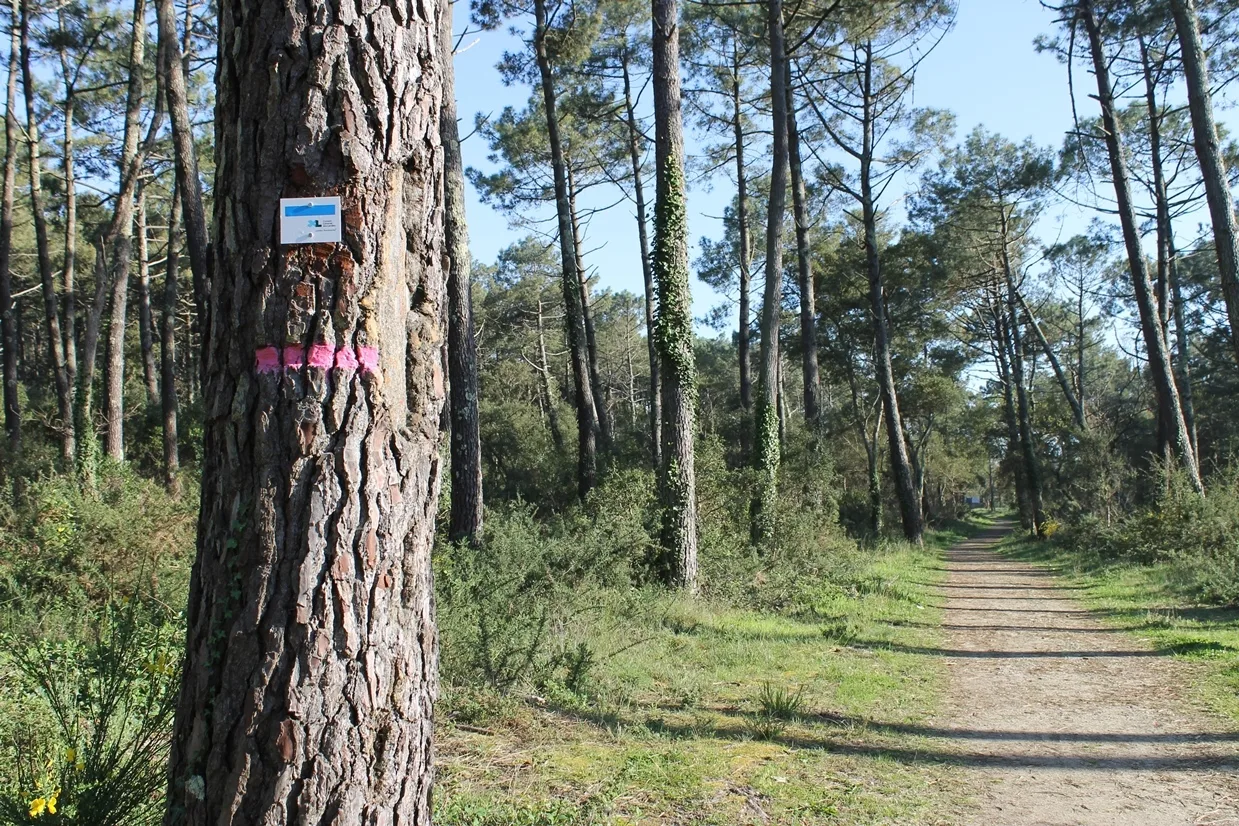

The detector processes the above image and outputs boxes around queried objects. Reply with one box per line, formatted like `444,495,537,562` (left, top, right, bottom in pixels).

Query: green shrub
0,599,182,826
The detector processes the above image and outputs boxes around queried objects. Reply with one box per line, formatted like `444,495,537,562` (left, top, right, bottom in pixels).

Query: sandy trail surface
932,522,1239,826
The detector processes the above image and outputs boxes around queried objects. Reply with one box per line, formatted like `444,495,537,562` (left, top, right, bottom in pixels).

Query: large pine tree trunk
785,68,820,426
161,0,445,820
1081,0,1203,494
20,0,75,466
752,0,788,543
860,42,921,544
651,0,698,591
621,44,661,470
533,0,598,499
567,166,612,452
0,4,20,453
994,299,1033,530
441,0,483,547
1170,0,1239,365
161,186,181,493
103,0,149,462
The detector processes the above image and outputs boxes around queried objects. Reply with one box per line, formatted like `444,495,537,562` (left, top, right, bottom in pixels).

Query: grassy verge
434,536,969,826
997,533,1239,724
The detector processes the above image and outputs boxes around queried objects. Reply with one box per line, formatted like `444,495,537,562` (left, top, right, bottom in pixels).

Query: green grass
435,537,969,826
997,533,1239,723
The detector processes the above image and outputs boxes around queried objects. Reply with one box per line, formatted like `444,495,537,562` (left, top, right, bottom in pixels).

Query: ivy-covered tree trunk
0,3,20,454
859,42,921,544
534,0,598,499
1170,0,1239,366
621,44,661,470
1081,0,1203,494
785,68,820,427
752,0,788,544
651,0,698,592
442,0,483,547
21,0,75,467
161,0,445,821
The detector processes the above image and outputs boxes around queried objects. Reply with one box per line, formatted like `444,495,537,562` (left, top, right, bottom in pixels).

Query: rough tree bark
752,0,788,543
161,0,445,821
56,20,78,416
1170,0,1239,366
620,43,661,469
20,0,74,466
786,65,820,427
441,0,483,547
1081,0,1203,493
533,0,598,499
651,0,698,591
1,3,20,453
161,186,181,493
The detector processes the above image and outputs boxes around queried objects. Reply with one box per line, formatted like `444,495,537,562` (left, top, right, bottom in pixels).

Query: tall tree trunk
1018,291,1084,430
860,41,921,544
753,0,788,543
567,165,612,451
994,298,1033,530
1170,0,1239,365
156,0,209,329
103,0,149,463
536,296,565,450
1081,0,1203,494
785,66,819,426
79,236,109,461
137,187,159,402
1000,225,1045,535
0,3,20,453
162,0,444,820
441,0,483,547
20,0,75,467
533,0,598,499
621,43,661,469
651,0,698,591
733,42,753,420
161,185,181,493
1169,239,1198,454
57,30,78,419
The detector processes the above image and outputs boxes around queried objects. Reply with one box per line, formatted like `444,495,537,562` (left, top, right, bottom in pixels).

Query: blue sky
450,0,1095,322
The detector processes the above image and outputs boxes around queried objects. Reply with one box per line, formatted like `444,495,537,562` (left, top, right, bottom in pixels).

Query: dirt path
935,522,1239,826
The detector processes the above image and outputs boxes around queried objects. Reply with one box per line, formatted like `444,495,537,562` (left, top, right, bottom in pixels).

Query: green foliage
0,600,182,826
0,466,197,618
756,681,805,720
1056,469,1239,605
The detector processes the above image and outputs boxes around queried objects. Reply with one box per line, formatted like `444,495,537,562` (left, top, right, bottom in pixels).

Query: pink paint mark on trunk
255,346,282,373
357,346,380,375
284,345,306,370
308,344,335,369
335,346,359,372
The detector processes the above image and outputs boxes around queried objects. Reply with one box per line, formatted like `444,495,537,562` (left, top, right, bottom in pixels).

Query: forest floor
937,522,1239,825
434,519,1239,825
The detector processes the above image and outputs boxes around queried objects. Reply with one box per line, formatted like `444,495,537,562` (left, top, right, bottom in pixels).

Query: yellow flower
47,790,58,815
28,798,46,818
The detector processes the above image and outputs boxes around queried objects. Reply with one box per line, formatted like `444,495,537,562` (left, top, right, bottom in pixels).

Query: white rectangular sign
280,197,343,245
